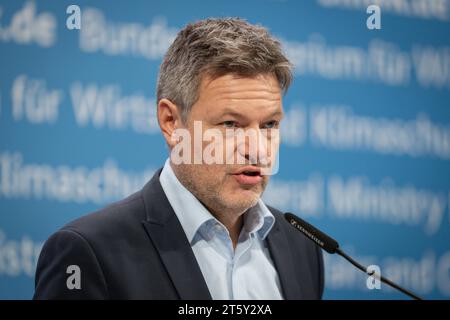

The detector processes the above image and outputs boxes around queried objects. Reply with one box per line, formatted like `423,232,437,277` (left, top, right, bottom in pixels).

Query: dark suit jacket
34,169,324,299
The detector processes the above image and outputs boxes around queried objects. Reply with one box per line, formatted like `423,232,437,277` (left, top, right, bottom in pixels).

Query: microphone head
284,212,339,254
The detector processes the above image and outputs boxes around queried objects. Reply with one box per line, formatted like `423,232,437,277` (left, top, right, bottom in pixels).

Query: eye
262,121,279,129
222,120,238,128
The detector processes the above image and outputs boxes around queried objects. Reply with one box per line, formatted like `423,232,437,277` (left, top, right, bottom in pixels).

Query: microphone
284,212,423,300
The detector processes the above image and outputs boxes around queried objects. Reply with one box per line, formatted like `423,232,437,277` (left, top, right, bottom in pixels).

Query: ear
157,98,183,148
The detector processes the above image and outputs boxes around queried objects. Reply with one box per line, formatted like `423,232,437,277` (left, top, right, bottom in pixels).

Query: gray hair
156,17,293,122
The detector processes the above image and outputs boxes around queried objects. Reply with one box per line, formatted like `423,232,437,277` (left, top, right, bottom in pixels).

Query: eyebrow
219,108,284,119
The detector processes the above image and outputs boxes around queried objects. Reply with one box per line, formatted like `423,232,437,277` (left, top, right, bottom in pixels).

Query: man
34,18,324,300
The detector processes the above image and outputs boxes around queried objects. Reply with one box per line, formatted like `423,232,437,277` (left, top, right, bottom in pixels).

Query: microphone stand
336,248,423,300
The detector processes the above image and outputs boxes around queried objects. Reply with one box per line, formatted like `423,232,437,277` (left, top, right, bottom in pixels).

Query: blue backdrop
1,0,449,299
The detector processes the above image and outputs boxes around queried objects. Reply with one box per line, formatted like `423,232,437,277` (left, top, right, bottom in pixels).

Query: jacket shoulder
62,190,146,239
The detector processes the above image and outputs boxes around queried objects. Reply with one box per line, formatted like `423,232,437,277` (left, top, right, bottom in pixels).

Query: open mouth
233,167,263,185
242,171,260,176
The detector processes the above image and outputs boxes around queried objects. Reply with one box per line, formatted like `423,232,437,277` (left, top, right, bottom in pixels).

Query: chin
227,194,260,211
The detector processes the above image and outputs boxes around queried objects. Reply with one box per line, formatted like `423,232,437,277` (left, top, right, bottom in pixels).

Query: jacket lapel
141,169,212,300
266,218,305,300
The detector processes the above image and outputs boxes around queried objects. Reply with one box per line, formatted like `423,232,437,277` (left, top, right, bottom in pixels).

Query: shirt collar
245,199,275,240
159,158,275,243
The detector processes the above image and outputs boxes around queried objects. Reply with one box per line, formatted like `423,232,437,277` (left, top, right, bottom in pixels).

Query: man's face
171,73,283,215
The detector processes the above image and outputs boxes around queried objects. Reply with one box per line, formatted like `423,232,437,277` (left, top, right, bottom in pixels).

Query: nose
236,127,272,166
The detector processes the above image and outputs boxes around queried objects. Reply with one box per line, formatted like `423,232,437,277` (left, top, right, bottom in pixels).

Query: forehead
194,73,283,116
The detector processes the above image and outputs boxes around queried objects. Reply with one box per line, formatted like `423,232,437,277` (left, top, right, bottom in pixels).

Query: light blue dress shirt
159,159,283,300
